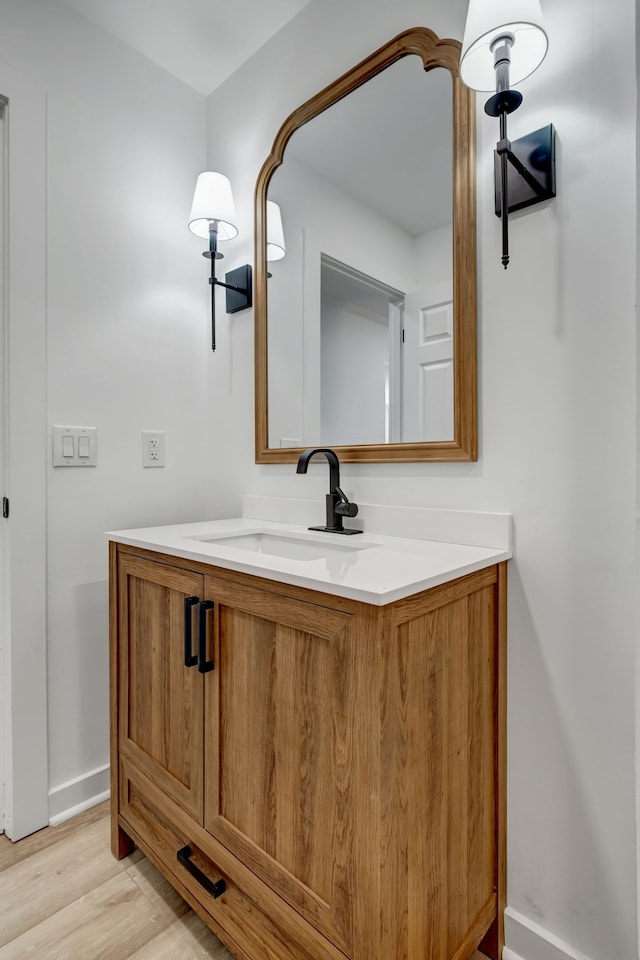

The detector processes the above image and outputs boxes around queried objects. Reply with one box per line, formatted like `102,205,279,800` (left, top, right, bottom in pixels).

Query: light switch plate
52,426,97,467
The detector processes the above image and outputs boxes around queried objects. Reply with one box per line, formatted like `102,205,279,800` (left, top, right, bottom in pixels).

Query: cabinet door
118,554,204,823
202,576,363,958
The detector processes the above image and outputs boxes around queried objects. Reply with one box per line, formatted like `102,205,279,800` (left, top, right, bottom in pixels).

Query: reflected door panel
403,284,454,442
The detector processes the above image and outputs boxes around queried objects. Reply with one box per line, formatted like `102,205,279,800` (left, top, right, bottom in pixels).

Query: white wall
414,222,453,289
0,0,212,817
207,1,637,958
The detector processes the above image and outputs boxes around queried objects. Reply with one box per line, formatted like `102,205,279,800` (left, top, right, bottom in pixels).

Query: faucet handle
334,487,359,519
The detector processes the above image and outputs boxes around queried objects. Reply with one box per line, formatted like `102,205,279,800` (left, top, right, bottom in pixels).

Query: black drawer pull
177,844,226,899
198,600,215,673
183,597,199,668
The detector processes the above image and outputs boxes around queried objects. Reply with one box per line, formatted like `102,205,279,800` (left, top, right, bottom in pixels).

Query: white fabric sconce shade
188,171,238,241
460,0,548,92
188,171,252,353
266,201,286,262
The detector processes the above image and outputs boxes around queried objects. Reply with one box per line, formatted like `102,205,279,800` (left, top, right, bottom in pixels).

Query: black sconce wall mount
460,0,556,269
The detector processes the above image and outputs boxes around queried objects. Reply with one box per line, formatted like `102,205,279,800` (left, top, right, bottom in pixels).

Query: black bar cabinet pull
183,596,199,668
198,600,215,673
177,845,226,899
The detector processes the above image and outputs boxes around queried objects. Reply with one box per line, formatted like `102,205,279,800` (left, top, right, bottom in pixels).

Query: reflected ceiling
285,58,453,236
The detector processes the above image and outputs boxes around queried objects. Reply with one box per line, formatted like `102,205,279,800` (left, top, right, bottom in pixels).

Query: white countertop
107,517,512,606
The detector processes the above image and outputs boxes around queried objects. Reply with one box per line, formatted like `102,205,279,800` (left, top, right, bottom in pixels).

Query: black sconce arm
204,223,252,353
483,43,556,269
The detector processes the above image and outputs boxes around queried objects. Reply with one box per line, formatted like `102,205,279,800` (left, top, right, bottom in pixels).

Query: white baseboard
505,907,595,960
48,763,110,826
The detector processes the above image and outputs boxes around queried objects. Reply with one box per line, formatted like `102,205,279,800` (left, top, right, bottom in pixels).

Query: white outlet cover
142,430,165,468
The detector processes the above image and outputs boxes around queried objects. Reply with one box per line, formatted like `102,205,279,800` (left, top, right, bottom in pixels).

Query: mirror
255,28,476,463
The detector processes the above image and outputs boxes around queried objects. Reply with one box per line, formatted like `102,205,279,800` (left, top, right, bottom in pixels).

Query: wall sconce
460,0,556,269
266,200,286,279
188,171,252,352
266,201,286,262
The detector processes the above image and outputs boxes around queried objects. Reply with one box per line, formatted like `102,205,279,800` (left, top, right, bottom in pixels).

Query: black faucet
296,448,362,535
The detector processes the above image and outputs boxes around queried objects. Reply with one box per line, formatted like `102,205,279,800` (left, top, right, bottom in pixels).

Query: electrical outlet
142,431,165,468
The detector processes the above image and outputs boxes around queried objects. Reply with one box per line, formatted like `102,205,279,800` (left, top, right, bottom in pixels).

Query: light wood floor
0,802,487,959
0,802,233,958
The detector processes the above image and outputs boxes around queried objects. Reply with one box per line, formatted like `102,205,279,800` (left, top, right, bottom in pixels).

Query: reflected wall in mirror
255,28,477,463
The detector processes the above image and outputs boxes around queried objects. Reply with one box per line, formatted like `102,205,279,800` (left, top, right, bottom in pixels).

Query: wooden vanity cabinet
110,542,506,960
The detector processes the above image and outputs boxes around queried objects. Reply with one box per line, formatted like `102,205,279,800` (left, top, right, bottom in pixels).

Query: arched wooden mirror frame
254,27,477,463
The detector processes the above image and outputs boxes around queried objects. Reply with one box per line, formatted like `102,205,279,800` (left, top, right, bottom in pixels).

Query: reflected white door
387,302,403,443
0,67,48,842
402,280,454,442
0,101,5,833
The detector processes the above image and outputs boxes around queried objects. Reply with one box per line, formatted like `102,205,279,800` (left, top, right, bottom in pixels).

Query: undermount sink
192,531,372,562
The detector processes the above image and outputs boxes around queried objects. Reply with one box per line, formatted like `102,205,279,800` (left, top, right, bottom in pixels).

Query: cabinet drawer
120,761,348,960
